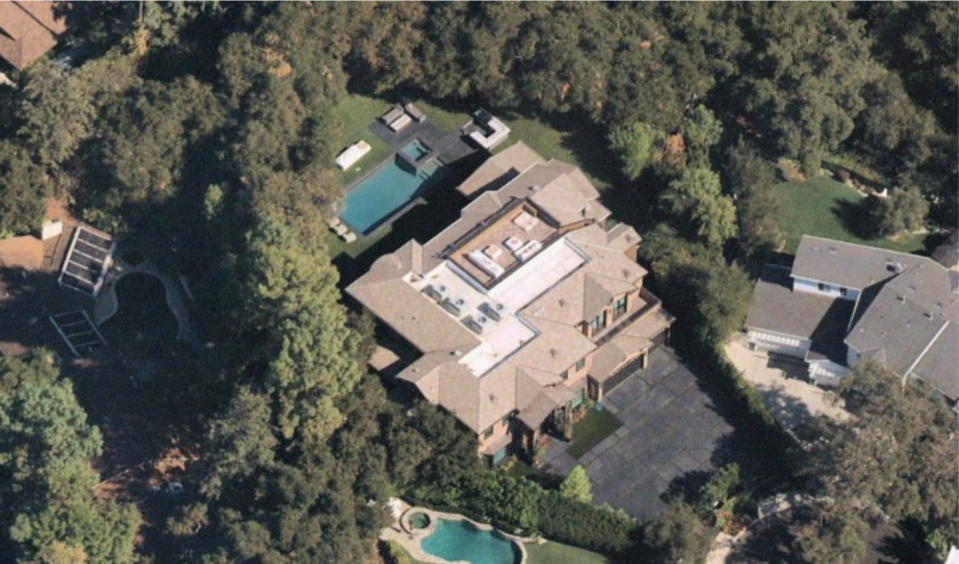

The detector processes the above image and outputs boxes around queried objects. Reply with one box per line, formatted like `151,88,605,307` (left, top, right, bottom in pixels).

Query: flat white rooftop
404,236,590,377
408,263,537,377
489,238,588,311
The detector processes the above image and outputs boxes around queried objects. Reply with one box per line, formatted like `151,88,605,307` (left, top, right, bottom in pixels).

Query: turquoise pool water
339,155,446,235
420,519,521,564
401,138,432,162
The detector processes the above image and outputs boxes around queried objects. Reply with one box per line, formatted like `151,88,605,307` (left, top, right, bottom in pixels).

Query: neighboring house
347,144,673,464
932,229,959,273
747,235,959,402
0,1,66,70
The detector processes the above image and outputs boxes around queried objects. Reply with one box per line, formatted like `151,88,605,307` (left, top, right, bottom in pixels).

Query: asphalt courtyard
544,347,734,519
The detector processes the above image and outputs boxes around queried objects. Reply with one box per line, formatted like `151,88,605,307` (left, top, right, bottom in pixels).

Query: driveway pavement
724,338,849,431
544,347,734,520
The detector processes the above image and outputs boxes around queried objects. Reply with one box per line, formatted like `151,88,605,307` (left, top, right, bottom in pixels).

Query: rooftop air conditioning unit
465,314,492,335
425,283,450,303
442,296,469,317
483,301,507,321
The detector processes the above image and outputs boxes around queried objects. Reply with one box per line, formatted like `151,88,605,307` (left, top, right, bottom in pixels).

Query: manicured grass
526,540,612,564
493,112,614,191
330,95,394,186
567,407,623,460
771,176,926,255
413,98,472,133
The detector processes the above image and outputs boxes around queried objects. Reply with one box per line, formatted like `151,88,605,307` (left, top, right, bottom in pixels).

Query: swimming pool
338,152,446,235
420,519,521,564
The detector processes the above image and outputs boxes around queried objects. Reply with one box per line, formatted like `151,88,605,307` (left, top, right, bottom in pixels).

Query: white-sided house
746,236,958,401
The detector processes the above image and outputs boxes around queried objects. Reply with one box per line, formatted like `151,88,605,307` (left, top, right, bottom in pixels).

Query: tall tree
662,167,737,250
725,140,783,257
804,362,959,534
0,141,50,237
609,121,665,181
0,352,140,564
682,105,723,167
240,218,364,446
735,3,881,175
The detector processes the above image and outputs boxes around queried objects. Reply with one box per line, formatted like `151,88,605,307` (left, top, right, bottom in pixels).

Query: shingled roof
348,155,665,433
0,1,66,70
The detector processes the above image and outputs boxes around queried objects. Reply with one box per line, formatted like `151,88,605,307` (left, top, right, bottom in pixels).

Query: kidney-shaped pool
420,518,522,564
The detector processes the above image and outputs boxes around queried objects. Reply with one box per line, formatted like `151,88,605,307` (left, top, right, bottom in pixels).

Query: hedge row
536,491,638,555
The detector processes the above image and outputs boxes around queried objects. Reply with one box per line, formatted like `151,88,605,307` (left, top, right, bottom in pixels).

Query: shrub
559,466,592,503
382,540,413,564
537,491,638,555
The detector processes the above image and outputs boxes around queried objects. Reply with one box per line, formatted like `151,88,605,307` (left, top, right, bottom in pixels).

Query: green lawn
771,176,926,255
567,407,623,460
493,111,614,191
330,95,393,186
526,540,612,564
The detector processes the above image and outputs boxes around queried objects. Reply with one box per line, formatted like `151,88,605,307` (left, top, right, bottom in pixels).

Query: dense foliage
0,352,140,564
803,362,959,531
0,3,955,563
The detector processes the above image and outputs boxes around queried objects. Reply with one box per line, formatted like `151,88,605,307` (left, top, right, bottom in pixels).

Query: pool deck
338,113,480,240
369,116,477,165
380,505,529,564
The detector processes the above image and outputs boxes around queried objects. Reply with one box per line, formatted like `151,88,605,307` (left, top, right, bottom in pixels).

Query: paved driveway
724,338,849,431
544,347,734,520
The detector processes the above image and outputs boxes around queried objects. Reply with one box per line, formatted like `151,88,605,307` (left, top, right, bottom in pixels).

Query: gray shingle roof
747,265,854,354
792,236,932,290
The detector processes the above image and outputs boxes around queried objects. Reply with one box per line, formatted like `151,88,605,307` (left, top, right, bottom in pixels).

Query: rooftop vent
828,247,837,254
924,312,934,320
465,314,493,335
529,184,541,192
450,350,462,358
896,295,906,303
559,298,567,307
442,295,469,316
886,261,904,273
550,348,558,358
482,301,507,321
425,283,451,303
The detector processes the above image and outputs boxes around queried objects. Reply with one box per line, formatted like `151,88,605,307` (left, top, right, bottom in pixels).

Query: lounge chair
343,232,357,244
404,103,426,122
334,224,349,236
381,106,405,124
327,217,342,229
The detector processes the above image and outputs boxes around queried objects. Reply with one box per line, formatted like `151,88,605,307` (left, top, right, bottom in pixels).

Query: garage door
748,331,808,358
602,354,645,395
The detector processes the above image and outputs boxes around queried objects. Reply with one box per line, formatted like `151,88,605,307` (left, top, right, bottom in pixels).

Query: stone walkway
544,348,734,520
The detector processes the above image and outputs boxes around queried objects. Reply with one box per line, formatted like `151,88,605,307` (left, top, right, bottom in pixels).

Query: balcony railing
592,288,662,347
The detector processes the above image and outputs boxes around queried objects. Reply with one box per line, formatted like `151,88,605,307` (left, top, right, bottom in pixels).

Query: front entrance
491,445,509,465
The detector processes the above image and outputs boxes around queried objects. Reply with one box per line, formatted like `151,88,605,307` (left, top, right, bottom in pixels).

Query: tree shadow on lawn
832,198,878,240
